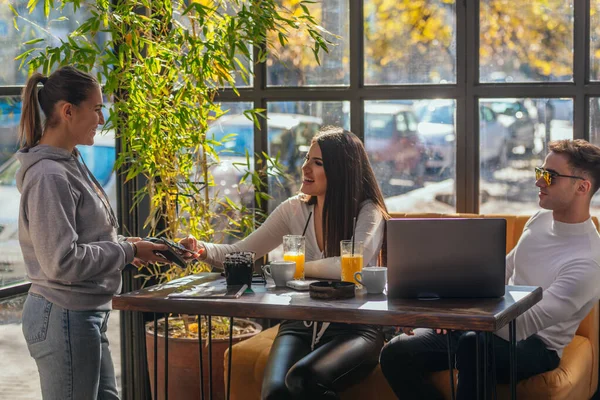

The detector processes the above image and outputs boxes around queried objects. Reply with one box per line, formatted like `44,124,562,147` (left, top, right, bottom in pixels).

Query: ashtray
309,281,355,300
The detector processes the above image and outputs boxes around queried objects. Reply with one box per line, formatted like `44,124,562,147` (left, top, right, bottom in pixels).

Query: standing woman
182,127,389,399
17,66,168,400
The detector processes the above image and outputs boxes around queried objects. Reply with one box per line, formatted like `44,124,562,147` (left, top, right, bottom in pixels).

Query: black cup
224,252,254,288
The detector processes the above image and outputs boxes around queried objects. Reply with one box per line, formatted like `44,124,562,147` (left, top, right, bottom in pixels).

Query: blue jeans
22,293,120,400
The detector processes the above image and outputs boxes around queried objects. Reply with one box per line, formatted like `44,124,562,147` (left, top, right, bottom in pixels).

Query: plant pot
145,317,262,400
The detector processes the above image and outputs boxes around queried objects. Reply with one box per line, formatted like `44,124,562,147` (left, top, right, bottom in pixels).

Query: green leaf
26,0,38,14
277,32,286,47
8,4,18,17
23,38,45,46
14,48,35,61
43,0,51,18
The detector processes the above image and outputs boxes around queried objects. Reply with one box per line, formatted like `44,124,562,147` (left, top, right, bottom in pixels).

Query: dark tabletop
113,273,542,331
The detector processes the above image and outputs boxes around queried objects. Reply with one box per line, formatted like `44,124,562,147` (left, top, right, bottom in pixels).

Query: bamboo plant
12,0,332,283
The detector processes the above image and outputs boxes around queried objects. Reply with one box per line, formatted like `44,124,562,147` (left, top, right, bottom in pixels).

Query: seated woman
182,126,389,399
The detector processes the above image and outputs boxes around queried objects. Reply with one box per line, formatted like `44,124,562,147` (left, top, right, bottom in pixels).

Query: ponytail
18,66,98,150
19,73,47,149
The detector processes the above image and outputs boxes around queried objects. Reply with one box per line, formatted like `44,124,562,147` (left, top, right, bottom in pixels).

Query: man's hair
548,139,600,195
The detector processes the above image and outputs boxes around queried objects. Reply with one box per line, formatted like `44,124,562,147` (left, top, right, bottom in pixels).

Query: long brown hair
305,127,389,258
19,66,99,149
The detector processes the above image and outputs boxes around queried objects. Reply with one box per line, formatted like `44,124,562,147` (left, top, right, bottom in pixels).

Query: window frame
209,0,597,214
2,1,594,215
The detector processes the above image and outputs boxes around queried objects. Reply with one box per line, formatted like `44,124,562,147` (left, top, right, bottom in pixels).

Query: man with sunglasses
380,139,600,399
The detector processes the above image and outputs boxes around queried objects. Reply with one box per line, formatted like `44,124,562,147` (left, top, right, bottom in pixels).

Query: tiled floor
0,296,122,399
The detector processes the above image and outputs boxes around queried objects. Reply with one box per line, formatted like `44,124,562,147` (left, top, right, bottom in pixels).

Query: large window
5,0,595,231
214,1,600,217
0,97,23,288
3,1,600,397
3,3,599,251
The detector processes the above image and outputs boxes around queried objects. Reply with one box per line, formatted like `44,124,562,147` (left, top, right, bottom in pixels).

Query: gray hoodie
16,145,134,311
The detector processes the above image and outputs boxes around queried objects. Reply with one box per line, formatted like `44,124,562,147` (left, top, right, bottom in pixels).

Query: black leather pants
261,320,384,400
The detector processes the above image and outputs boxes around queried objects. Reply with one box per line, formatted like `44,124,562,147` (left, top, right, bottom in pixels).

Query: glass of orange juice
283,235,305,280
341,240,364,288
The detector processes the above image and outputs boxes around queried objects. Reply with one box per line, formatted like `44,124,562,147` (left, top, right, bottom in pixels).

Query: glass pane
0,97,20,165
588,98,600,214
591,98,600,145
266,101,350,211
206,103,254,242
479,98,573,214
364,1,456,85
0,97,24,288
480,0,573,83
0,294,122,396
364,100,456,213
6,3,110,85
592,2,600,80
267,0,349,87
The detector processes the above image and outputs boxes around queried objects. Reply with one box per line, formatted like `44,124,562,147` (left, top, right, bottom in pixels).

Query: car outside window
365,113,395,139
421,106,454,125
480,106,496,123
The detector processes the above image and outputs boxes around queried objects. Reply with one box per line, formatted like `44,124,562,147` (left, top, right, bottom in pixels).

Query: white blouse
202,195,385,278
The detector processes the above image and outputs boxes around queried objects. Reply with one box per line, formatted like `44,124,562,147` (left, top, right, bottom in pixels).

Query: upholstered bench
225,213,600,400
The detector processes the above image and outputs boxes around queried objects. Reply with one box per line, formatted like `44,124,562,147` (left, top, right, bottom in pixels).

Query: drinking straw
302,211,313,236
351,216,357,255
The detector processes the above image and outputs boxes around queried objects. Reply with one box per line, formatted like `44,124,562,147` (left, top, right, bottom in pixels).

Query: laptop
387,218,506,298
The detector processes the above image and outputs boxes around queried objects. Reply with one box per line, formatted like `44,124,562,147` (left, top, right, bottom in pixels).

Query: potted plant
146,316,262,400
13,0,331,398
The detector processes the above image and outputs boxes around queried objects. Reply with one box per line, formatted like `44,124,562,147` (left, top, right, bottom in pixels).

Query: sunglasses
535,167,586,186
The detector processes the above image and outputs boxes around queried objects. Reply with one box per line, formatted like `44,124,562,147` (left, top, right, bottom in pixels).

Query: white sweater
203,195,385,277
495,210,600,356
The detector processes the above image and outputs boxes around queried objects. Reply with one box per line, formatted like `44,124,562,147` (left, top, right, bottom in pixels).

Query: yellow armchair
225,213,600,400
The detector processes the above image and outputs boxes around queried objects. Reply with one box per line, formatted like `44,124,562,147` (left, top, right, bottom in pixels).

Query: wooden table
114,273,542,400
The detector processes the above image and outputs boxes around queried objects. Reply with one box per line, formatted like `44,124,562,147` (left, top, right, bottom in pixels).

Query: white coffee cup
262,261,296,287
354,266,387,294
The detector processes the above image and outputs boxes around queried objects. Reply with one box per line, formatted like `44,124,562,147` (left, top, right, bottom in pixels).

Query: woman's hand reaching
180,235,206,260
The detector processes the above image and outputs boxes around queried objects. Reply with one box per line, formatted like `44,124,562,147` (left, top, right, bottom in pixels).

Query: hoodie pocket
22,293,53,345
